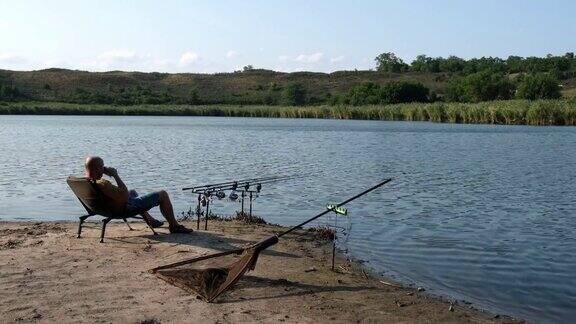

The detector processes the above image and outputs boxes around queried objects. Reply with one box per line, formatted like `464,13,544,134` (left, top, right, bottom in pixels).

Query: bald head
85,156,104,179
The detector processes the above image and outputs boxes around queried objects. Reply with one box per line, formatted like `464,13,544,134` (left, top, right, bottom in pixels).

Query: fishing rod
182,174,293,191
184,171,314,192
199,174,302,217
187,174,304,200
233,175,303,215
187,174,303,230
169,175,288,191
192,175,300,194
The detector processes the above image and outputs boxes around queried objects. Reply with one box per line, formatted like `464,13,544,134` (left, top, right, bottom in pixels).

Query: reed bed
2,100,576,125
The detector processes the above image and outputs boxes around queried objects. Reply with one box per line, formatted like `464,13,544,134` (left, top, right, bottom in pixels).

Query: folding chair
66,176,157,243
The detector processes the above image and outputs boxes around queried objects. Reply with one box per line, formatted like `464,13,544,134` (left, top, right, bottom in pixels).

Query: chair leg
140,214,158,236
77,215,89,238
123,218,134,231
100,218,111,243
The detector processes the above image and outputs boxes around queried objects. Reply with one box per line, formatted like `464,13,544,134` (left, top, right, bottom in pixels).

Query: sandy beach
0,220,520,323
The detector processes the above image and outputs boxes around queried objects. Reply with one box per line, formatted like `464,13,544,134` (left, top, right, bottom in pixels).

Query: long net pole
278,178,392,238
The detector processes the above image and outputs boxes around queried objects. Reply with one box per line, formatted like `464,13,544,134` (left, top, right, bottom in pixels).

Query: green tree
281,83,306,106
439,55,466,72
188,88,200,104
328,94,342,106
506,56,524,73
347,82,381,105
375,52,408,72
410,55,429,72
343,81,430,105
92,91,113,104
380,81,429,104
263,83,279,105
0,85,22,101
516,73,561,100
410,55,440,73
445,71,514,102
72,88,92,103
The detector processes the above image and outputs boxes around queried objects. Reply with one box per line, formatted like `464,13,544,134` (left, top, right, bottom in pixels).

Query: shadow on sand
217,275,380,303
101,221,300,259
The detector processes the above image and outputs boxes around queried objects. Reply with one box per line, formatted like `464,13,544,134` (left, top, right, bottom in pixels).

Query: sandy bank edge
0,220,522,323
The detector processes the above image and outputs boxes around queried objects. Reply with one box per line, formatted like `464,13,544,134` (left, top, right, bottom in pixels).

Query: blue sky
1,0,575,73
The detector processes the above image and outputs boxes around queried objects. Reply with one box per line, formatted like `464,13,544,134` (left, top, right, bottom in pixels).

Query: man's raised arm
104,167,129,201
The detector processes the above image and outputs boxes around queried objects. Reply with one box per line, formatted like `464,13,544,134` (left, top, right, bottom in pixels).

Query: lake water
1,115,575,322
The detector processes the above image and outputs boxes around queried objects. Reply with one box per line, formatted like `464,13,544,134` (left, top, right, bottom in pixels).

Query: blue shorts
125,190,160,215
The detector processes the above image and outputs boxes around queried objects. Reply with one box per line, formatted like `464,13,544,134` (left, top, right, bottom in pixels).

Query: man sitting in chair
84,156,192,234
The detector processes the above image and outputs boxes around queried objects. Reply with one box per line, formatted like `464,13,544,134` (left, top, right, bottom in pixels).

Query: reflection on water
1,115,575,322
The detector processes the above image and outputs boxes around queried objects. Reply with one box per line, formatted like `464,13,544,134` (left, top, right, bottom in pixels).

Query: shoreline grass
1,99,576,125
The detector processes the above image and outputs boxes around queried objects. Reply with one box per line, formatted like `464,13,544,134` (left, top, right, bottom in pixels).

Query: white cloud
97,50,137,62
39,59,72,69
226,50,238,59
80,50,208,72
274,65,310,73
80,50,173,72
294,52,323,63
0,53,27,64
179,52,200,65
142,58,174,71
79,49,143,71
330,55,345,63
278,53,324,64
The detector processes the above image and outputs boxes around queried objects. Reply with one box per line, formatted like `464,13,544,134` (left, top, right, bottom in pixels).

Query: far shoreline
1,99,576,126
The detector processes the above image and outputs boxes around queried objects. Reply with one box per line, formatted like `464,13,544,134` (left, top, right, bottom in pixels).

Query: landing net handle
278,178,392,238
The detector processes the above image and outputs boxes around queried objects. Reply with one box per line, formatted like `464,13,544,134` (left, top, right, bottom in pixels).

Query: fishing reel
182,174,301,231
215,190,226,200
199,190,216,206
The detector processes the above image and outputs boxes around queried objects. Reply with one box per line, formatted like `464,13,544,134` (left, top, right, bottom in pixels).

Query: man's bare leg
140,211,161,226
140,190,191,233
158,190,179,227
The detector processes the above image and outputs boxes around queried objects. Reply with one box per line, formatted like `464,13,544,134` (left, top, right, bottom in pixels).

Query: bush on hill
380,81,429,104
0,84,23,101
445,71,515,102
345,82,381,105
402,52,575,75
69,86,177,105
516,73,561,100
281,83,306,106
338,81,430,105
375,52,409,73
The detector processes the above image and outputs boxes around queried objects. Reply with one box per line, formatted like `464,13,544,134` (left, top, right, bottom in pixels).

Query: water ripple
1,116,576,323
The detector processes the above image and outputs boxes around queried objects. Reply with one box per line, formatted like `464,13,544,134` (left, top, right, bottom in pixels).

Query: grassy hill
0,68,453,105
3,54,576,125
3,53,576,105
